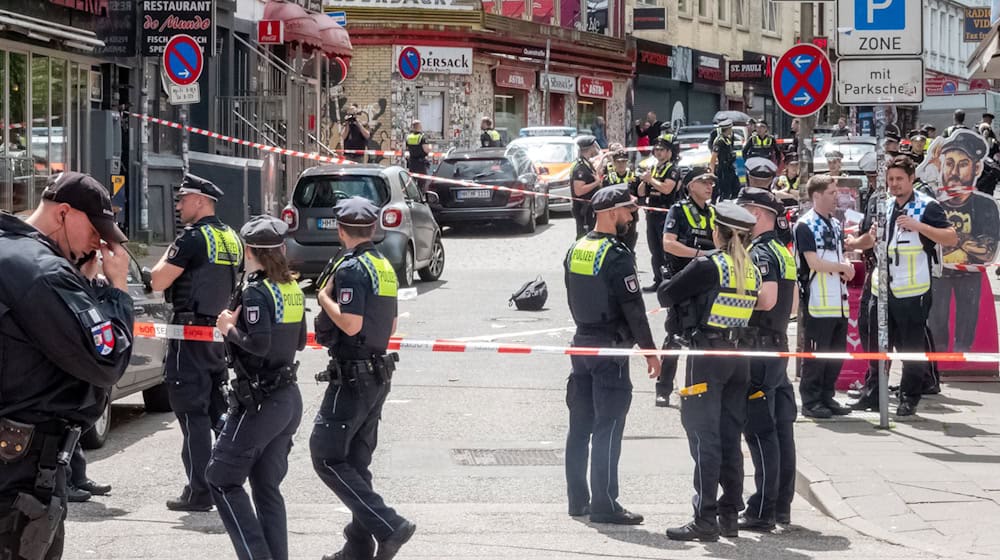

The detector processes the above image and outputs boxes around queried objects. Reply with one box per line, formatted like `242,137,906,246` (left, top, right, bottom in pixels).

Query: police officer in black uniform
570,135,604,238
655,168,716,407
659,200,761,542
206,216,306,560
480,117,504,148
310,197,415,560
743,121,779,164
564,185,661,525
0,172,134,560
603,149,640,251
151,174,244,512
638,134,681,290
405,120,432,178
711,120,739,201
736,189,799,531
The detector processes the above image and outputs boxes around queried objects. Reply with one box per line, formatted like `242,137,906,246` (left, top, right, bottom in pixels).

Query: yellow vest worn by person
797,209,849,318
704,252,761,329
871,191,934,298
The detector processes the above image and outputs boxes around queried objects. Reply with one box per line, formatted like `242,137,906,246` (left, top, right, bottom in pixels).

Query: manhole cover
450,448,564,466
489,316,547,324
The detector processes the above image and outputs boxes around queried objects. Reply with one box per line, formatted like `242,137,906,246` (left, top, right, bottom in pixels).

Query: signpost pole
874,104,891,430
543,39,551,126
796,1,815,380
181,107,190,175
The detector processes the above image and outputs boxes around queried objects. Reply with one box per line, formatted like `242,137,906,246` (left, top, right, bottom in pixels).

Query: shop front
577,77,612,133
729,51,787,132
494,66,535,141
634,39,673,120
540,71,576,127
690,50,725,124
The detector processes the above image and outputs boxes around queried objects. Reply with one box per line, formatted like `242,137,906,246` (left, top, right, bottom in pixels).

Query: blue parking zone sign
855,0,905,30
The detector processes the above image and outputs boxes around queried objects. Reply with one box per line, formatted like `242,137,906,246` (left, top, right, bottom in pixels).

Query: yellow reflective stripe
406,133,422,146
769,239,797,280
200,225,242,266
680,383,708,397
263,280,305,324
358,253,399,297
318,256,347,293
569,238,612,276
488,130,501,141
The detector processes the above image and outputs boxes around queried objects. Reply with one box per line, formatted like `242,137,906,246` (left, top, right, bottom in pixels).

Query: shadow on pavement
67,501,129,522
171,512,227,534
441,222,555,238
87,404,174,464
414,279,447,296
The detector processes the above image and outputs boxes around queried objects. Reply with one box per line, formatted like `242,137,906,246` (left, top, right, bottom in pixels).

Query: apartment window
678,0,692,17
735,0,747,27
761,0,778,33
718,0,730,24
698,0,710,19
637,0,659,5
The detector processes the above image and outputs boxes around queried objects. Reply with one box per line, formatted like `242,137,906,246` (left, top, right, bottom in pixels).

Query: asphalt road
65,212,937,559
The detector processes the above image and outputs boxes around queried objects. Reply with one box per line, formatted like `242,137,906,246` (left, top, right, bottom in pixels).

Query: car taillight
508,184,525,203
382,208,403,228
281,207,298,231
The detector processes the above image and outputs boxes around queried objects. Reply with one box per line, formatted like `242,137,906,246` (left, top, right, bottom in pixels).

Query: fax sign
772,44,832,118
837,0,922,56
163,35,203,87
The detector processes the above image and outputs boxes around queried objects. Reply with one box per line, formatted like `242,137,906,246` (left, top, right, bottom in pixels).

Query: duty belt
685,328,751,349
229,363,300,413
315,353,399,386
752,329,788,350
171,311,217,327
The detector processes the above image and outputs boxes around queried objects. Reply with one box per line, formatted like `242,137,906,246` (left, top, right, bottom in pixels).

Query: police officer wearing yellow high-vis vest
658,200,761,542
564,185,660,526
742,121,779,164
793,175,854,419
604,149,639,251
655,168,716,407
736,188,799,531
480,116,504,148
151,174,243,512
405,120,432,177
638,133,681,290
846,156,956,417
311,197,414,560
208,216,305,560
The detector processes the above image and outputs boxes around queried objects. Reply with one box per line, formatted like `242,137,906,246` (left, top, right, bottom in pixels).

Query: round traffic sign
771,44,832,118
398,46,421,81
331,57,349,86
163,34,204,87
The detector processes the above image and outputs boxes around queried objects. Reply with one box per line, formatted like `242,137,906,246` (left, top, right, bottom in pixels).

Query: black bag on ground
509,276,548,311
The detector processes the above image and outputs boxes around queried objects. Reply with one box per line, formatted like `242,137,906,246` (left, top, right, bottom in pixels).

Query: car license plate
456,189,492,200
317,218,337,229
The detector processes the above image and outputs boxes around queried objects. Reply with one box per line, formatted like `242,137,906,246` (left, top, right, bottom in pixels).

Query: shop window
417,89,445,139
50,59,66,174
577,99,604,134
494,92,526,141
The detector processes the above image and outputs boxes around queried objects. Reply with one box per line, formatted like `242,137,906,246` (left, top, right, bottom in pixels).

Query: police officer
884,131,902,158
206,216,305,560
736,189,799,531
405,120,432,177
638,133,681,290
480,117,504,148
846,156,956,416
776,156,800,194
658,200,761,542
310,197,415,560
710,120,739,201
564,185,661,525
943,109,969,138
656,168,716,407
0,172,134,559
603,149,640,251
745,157,779,191
743,121,779,164
570,135,604,238
151,174,244,512
793,175,855,419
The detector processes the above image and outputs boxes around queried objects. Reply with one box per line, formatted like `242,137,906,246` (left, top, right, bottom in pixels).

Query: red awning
262,0,323,49
311,13,353,59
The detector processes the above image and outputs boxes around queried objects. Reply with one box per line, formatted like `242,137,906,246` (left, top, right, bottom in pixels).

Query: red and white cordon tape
338,148,448,158
942,263,1000,272
132,322,1000,362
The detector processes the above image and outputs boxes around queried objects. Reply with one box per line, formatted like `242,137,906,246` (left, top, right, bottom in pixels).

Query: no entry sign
398,46,421,81
163,35,204,87
772,44,831,118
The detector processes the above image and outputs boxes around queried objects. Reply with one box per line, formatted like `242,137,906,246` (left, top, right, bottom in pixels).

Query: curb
795,454,958,559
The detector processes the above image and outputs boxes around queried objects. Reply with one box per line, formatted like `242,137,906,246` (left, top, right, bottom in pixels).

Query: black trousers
714,166,739,202
565,335,632,515
656,312,680,396
799,313,847,410
644,211,667,285
743,351,797,523
206,384,303,560
572,201,595,238
310,370,405,544
165,339,229,504
68,442,87,487
0,436,68,560
680,350,748,525
929,272,981,353
861,292,936,405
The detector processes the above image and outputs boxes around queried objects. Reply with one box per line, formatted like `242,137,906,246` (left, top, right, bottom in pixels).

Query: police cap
737,187,783,215
240,215,288,249
612,149,630,161
42,172,127,243
745,157,778,178
682,166,717,188
591,184,637,212
716,119,733,128
885,130,901,142
940,129,988,160
654,133,675,150
714,200,757,232
576,135,597,149
824,150,844,161
334,196,380,226
785,155,799,164
177,173,224,201
921,123,937,133
985,113,995,120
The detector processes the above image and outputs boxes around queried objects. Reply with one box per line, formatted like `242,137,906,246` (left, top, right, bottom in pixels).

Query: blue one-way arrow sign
328,11,347,27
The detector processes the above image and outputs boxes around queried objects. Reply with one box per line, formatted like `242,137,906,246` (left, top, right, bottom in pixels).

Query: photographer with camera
341,104,370,163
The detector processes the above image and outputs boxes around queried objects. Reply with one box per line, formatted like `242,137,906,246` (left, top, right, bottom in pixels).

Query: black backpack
509,276,548,311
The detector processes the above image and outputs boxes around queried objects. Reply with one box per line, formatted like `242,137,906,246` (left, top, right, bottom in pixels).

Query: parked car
519,126,577,138
82,250,173,449
507,135,576,213
282,164,445,287
428,147,549,232
812,136,877,175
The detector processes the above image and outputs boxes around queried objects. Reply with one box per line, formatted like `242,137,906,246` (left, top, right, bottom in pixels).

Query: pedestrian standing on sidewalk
736,188,799,531
658,199,760,542
564,185,661,526
793,175,854,419
311,197,415,560
207,215,306,560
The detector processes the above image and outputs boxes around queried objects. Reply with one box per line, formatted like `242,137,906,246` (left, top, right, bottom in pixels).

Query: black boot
666,520,720,542
76,479,111,496
738,513,776,532
718,514,739,538
374,520,416,560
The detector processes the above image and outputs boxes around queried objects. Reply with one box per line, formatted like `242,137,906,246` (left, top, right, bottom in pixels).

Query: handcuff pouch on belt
228,362,299,414
315,353,399,386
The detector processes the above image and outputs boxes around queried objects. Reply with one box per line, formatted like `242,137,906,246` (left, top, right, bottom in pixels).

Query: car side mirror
517,174,535,185
424,191,440,205
141,266,153,292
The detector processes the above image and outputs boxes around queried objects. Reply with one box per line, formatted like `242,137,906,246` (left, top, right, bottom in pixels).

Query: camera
345,114,357,123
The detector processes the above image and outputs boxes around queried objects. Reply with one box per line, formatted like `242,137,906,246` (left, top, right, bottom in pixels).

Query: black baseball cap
42,172,127,243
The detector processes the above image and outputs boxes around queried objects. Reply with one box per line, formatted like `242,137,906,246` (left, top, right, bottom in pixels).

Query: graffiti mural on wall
319,95,392,162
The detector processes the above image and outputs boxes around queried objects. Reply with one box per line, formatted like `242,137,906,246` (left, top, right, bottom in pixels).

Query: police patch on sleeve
665,218,676,230
339,288,354,305
246,306,260,324
757,261,769,276
91,321,115,356
167,244,178,260
624,274,639,293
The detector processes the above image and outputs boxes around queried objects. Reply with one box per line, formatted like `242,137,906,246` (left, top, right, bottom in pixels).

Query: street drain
450,448,564,466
